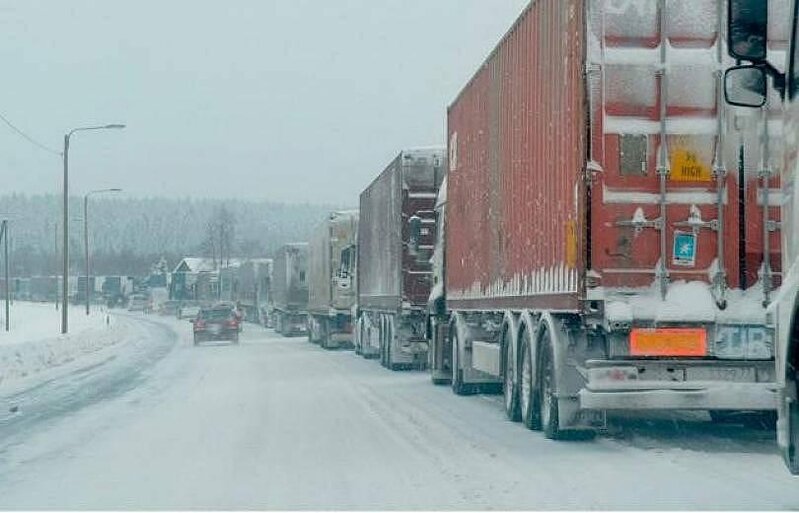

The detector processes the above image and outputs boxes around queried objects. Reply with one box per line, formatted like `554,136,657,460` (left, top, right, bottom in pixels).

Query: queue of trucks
267,0,799,471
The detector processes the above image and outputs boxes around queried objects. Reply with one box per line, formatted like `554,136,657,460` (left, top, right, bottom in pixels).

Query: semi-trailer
426,0,783,439
355,148,445,369
307,211,359,349
272,243,309,337
235,258,272,325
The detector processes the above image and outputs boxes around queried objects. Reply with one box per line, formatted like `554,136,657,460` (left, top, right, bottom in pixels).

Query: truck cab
727,0,799,474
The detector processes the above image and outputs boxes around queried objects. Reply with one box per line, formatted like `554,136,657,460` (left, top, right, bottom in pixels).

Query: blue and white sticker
673,231,697,267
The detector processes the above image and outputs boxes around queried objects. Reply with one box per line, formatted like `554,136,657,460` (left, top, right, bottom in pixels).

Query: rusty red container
446,0,783,314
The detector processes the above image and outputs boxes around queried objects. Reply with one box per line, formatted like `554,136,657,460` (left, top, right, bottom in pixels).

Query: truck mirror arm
761,61,786,99
766,61,786,99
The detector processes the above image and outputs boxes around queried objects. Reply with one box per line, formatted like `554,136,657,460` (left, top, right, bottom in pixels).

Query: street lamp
62,124,125,334
84,188,121,315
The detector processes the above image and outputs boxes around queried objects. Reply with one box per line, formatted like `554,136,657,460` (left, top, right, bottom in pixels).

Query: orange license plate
629,328,707,357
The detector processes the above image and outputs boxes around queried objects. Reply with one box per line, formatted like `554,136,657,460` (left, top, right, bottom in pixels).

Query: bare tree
203,205,237,269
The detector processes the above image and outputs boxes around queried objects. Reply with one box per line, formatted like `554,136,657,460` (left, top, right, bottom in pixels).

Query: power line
0,111,61,156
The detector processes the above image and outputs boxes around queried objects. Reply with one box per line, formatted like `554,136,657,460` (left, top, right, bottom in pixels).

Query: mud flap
557,396,605,430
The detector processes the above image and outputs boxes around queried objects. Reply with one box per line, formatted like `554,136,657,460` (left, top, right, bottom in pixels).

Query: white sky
0,0,529,205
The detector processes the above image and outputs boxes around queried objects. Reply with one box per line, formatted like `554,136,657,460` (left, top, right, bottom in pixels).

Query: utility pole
54,222,59,311
61,123,125,334
1,221,10,331
62,133,69,333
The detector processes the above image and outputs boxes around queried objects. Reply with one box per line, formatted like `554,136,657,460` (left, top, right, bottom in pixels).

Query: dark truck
354,148,445,369
272,243,309,337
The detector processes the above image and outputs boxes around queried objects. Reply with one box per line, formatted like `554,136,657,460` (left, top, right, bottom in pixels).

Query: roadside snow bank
0,303,128,390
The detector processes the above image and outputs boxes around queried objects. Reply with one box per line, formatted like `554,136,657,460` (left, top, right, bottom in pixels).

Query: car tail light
194,320,206,331
226,319,238,328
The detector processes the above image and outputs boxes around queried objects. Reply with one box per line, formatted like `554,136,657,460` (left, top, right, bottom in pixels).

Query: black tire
537,330,595,440
519,329,541,430
539,330,563,439
788,394,799,475
451,330,469,395
379,318,387,367
386,319,398,371
320,320,331,350
503,331,521,422
354,321,363,356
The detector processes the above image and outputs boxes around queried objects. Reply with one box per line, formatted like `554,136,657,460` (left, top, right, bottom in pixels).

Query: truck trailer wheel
787,394,799,475
451,331,471,395
519,329,541,430
503,331,521,422
379,317,387,368
355,320,364,356
538,330,567,439
385,319,401,371
320,319,332,350
537,330,594,441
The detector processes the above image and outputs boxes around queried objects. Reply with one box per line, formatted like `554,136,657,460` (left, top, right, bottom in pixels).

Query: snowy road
1,316,798,510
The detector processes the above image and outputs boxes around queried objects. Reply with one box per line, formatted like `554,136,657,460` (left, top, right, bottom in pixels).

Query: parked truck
272,243,309,337
308,211,359,349
235,259,272,325
425,0,783,439
723,0,799,473
355,148,445,369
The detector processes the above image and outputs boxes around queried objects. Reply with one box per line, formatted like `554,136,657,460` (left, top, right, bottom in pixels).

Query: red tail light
226,319,238,328
194,320,206,331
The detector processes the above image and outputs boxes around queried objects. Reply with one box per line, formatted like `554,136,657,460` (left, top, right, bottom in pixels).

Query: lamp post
84,188,121,315
62,124,125,334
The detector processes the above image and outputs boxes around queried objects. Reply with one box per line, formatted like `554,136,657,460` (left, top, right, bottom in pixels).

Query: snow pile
606,281,717,323
0,303,127,390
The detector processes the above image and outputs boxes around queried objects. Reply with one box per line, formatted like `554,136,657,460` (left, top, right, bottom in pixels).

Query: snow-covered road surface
1,317,798,510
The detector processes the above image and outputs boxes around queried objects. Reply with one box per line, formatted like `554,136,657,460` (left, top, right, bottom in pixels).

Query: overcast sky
0,1,528,206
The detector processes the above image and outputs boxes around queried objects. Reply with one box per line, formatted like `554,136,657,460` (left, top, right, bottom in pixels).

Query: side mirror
724,65,768,108
408,214,422,256
728,0,768,62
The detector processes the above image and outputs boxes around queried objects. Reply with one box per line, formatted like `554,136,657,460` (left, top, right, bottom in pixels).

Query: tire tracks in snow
0,315,178,460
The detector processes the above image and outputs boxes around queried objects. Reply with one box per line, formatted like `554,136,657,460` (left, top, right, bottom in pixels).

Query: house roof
173,258,217,274
173,257,260,274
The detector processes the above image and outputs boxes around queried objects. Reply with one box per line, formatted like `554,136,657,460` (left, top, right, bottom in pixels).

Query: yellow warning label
670,147,712,182
565,220,578,268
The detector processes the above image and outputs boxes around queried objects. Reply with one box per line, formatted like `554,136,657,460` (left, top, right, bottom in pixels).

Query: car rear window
201,309,233,320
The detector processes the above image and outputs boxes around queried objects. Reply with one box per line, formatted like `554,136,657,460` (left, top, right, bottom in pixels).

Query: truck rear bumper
579,359,778,411
579,383,778,410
